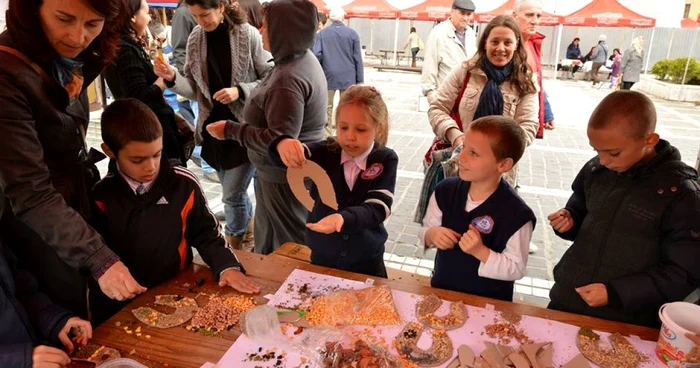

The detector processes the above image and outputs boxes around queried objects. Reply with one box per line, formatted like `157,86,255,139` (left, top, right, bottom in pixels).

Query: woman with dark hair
239,0,263,29
103,0,187,166
154,0,272,250
428,15,538,185
205,0,326,255
404,27,422,68
0,0,145,319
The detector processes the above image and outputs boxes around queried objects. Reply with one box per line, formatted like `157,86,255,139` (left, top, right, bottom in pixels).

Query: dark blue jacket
0,241,72,367
313,21,364,90
431,178,536,301
270,137,397,274
566,43,581,59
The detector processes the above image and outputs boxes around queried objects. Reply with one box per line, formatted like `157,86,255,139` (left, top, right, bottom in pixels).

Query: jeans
178,100,215,174
326,89,346,137
217,162,255,236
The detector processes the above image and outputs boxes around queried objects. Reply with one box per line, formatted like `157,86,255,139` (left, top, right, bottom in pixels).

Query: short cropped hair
588,91,656,139
101,99,163,154
469,116,527,164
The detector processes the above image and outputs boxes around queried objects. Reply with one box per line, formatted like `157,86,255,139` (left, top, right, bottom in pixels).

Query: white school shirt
340,143,374,191
418,192,533,281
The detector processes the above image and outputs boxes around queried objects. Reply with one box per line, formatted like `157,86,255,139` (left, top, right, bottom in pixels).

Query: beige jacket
428,63,538,146
421,19,477,96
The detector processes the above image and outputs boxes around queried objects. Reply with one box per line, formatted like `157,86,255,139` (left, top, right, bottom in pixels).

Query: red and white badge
361,163,384,180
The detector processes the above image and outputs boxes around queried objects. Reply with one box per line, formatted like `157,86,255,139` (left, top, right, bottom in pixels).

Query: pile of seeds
321,339,401,368
415,294,467,330
244,348,289,367
577,327,648,368
484,311,532,345
394,322,453,367
132,295,198,329
306,286,401,327
188,295,256,333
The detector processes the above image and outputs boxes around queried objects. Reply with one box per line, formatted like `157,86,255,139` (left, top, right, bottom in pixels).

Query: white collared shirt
340,143,374,191
419,192,533,281
118,168,156,195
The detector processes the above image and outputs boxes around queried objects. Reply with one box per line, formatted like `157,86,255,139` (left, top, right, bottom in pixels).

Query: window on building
684,3,691,18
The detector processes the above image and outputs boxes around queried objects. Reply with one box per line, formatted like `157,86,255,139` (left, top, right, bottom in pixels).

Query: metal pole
553,24,563,80
370,19,374,56
644,27,655,74
679,27,699,100
666,29,675,59
392,18,399,65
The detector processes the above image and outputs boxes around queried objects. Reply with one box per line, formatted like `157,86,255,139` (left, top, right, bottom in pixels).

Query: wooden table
379,49,405,66
91,251,659,368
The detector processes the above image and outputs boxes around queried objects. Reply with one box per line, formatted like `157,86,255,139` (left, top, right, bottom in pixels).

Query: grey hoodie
225,0,327,183
591,41,608,64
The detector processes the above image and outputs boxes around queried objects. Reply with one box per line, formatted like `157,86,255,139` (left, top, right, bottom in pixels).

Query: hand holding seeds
459,225,490,262
548,209,574,233
425,226,460,250
575,283,608,307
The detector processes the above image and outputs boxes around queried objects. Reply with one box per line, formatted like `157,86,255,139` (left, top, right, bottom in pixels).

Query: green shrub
651,57,700,84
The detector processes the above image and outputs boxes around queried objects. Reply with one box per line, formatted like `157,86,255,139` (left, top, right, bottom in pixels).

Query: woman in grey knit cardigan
154,0,272,250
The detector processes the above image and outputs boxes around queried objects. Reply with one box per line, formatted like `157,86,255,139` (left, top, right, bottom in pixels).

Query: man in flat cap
421,0,477,102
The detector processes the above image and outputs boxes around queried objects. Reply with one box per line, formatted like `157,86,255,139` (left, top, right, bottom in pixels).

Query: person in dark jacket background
206,0,327,254
1,185,93,368
547,91,700,328
0,0,144,319
566,37,583,75
103,0,187,166
313,6,364,136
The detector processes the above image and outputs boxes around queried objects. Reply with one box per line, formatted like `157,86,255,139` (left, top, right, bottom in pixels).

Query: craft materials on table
213,269,661,367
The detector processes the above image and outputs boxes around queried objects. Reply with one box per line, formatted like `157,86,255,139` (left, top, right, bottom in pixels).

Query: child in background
420,116,536,301
270,86,398,278
548,91,700,327
609,48,622,88
89,99,259,322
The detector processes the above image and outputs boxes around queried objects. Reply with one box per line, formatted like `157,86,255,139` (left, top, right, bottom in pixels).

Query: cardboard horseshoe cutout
132,295,199,329
395,322,453,367
415,294,467,330
576,327,647,368
287,161,338,211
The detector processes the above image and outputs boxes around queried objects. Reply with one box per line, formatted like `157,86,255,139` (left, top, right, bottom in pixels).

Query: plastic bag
306,286,401,327
244,305,400,368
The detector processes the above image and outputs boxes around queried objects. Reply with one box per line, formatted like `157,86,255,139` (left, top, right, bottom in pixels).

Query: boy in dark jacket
420,116,536,301
548,91,700,327
1,187,92,368
89,99,259,321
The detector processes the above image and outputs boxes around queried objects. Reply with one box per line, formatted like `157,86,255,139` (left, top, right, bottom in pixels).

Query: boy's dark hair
469,116,527,164
101,99,163,154
588,91,656,139
318,11,327,26
573,37,580,42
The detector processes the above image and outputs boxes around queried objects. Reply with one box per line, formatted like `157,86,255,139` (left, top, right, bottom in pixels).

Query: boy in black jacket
89,99,259,321
1,186,92,368
548,91,700,327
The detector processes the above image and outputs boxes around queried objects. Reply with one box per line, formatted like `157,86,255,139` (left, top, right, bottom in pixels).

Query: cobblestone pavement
87,69,700,307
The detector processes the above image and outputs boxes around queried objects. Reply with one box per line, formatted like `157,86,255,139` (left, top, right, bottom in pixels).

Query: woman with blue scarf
428,15,539,188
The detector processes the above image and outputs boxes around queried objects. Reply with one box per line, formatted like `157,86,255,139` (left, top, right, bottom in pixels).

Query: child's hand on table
306,213,344,234
58,317,92,353
277,138,307,168
425,227,461,250
548,209,574,233
575,283,608,307
219,269,261,294
32,346,70,368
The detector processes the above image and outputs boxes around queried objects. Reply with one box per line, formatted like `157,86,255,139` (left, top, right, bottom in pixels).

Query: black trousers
621,81,635,90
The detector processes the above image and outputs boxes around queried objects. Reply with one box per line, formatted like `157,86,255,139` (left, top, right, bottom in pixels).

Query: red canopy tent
561,0,655,27
308,0,330,13
342,0,399,19
398,0,452,21
474,0,561,26
681,18,699,28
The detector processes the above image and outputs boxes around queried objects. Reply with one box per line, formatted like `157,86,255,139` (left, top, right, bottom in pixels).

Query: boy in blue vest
88,99,260,323
548,91,700,327
420,116,536,301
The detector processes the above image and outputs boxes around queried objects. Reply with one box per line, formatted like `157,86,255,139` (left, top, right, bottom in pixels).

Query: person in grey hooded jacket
590,34,609,87
207,0,327,255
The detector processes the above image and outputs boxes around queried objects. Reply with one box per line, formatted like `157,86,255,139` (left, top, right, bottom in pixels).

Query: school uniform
421,177,536,301
89,157,243,322
270,137,398,278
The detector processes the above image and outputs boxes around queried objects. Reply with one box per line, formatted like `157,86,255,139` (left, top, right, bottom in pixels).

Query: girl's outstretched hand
307,213,344,234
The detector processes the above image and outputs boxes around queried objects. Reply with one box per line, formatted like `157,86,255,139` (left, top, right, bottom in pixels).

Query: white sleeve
418,193,442,248
477,221,534,281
